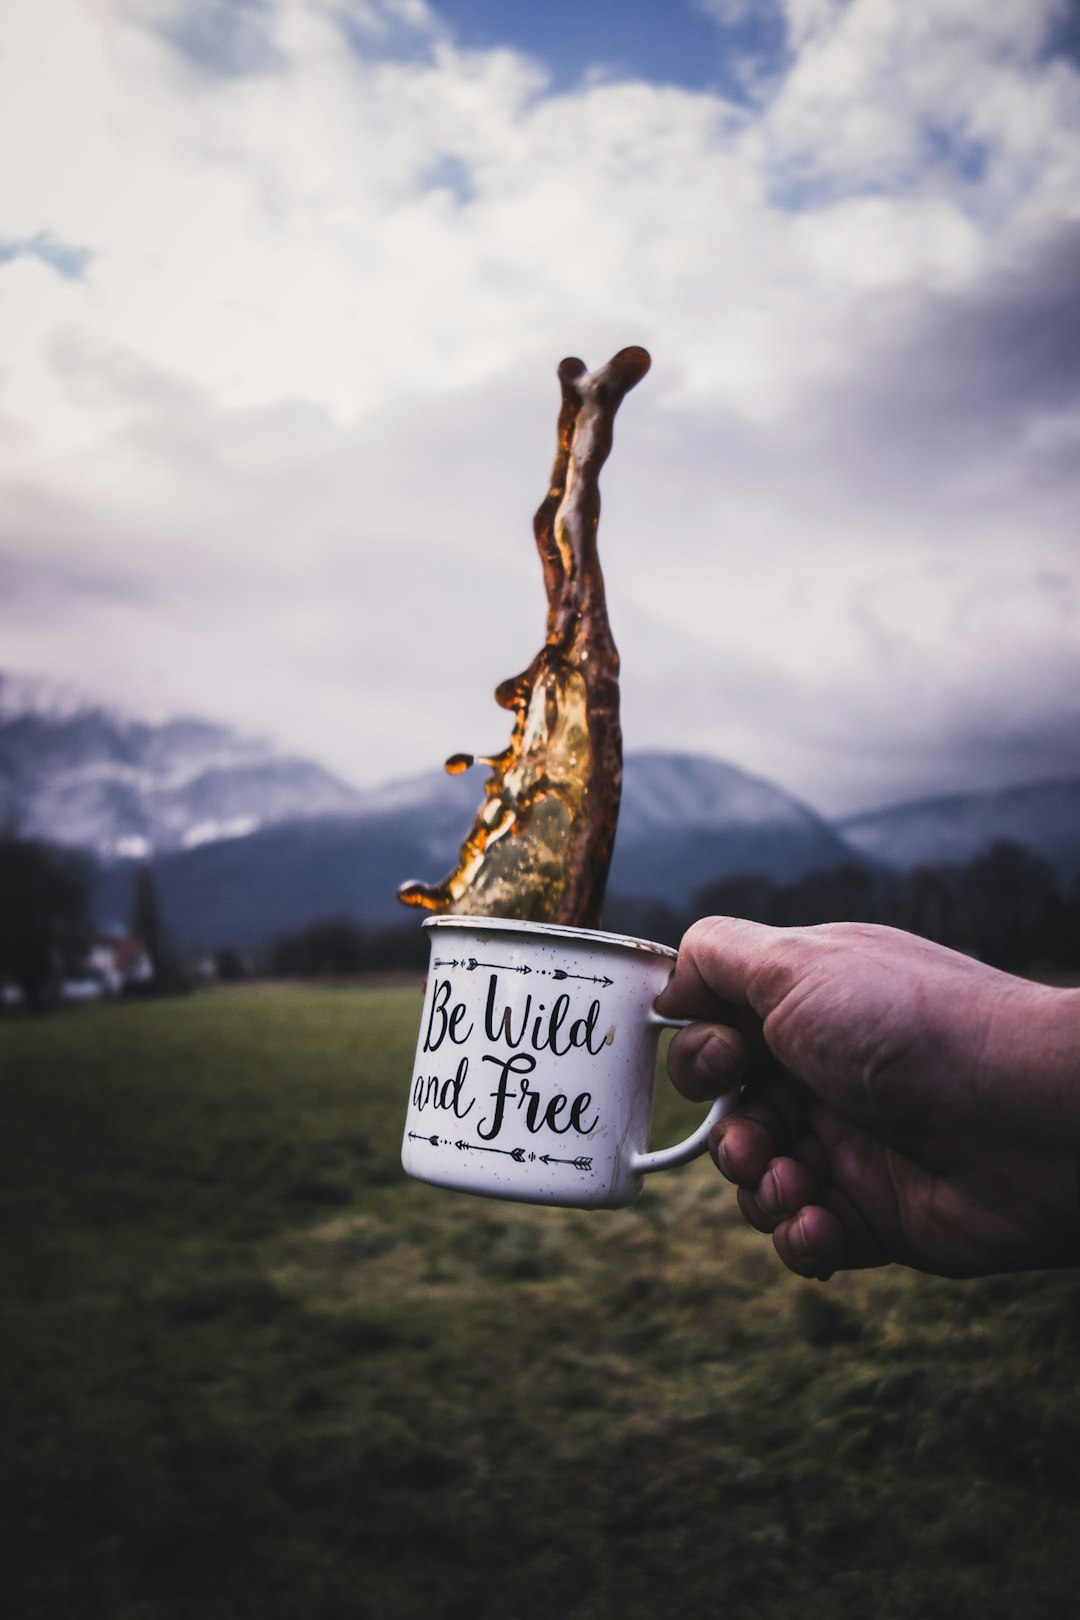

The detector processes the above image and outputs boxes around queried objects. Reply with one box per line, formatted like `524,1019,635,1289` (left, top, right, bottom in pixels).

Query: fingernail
712,1131,732,1179
692,1036,723,1088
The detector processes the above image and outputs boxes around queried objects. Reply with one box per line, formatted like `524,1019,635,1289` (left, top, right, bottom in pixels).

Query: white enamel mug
401,916,735,1209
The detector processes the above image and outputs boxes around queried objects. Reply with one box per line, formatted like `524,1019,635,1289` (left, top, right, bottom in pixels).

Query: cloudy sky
2,0,1079,816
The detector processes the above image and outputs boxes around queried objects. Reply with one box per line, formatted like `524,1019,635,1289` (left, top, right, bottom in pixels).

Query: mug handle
631,1013,736,1176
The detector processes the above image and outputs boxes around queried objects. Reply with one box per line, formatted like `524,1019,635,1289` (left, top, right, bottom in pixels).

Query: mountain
89,755,1078,952
90,752,855,949
6,675,1076,951
0,673,365,856
610,751,852,907
837,778,1080,883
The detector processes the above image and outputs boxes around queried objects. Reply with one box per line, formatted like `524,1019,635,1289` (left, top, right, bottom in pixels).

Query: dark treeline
605,840,1080,977
0,836,89,1010
0,838,191,1009
9,836,1077,998
266,916,429,977
265,839,1080,981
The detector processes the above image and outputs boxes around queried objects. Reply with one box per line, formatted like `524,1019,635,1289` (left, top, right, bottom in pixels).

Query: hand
657,918,1080,1280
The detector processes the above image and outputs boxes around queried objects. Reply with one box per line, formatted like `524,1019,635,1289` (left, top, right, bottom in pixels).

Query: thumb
657,915,789,1021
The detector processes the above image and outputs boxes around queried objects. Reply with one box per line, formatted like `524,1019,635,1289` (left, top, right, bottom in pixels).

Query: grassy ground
2,984,1079,1620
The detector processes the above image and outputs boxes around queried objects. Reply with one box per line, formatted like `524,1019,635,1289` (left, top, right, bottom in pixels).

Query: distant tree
959,840,1062,973
366,924,429,971
603,895,684,947
610,842,1074,978
689,872,779,927
212,945,248,982
687,866,891,932
270,917,368,976
891,863,961,948
0,837,86,1011
130,864,163,976
1060,879,1080,972
129,863,178,989
771,863,885,928
267,917,428,977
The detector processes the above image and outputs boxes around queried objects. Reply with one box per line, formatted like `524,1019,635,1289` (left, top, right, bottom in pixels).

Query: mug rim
420,914,677,961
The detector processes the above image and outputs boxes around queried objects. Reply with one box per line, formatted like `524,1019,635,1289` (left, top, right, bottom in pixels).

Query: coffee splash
398,346,651,928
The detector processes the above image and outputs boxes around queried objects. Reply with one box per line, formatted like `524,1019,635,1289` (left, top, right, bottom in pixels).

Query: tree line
4,834,1078,1006
604,839,1080,977
0,837,176,1010
266,839,1080,981
265,916,429,977
0,837,88,1010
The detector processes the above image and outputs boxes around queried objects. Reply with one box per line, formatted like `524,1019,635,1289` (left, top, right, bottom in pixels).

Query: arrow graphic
431,958,610,985
433,957,532,975
542,968,614,987
438,1136,593,1172
455,1140,528,1163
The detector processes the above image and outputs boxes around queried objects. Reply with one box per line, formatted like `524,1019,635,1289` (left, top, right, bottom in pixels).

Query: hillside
6,674,1076,950
91,753,849,947
0,674,364,857
838,777,1080,882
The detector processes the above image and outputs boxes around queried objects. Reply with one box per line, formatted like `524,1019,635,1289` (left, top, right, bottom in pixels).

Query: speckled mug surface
401,916,733,1209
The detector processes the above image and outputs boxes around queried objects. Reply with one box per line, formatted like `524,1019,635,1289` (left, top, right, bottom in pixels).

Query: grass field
2,984,1079,1620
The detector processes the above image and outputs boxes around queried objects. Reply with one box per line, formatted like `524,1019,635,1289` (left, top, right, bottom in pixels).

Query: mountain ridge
3,675,1076,949
0,677,367,857
838,776,1080,882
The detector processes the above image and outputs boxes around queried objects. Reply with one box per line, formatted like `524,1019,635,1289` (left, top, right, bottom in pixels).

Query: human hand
657,919,1080,1280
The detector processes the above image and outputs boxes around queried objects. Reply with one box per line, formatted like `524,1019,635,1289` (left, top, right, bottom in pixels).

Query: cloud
0,0,1078,814
132,0,287,79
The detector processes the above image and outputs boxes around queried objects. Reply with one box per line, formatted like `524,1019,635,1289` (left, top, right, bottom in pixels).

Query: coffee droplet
398,347,650,928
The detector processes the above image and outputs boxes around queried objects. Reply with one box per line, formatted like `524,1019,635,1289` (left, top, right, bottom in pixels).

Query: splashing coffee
398,345,651,928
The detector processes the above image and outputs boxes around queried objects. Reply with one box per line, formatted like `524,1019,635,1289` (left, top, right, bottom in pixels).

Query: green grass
2,985,1079,1619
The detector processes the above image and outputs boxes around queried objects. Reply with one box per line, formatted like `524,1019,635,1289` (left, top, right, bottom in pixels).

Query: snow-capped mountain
0,673,364,856
837,778,1080,883
5,673,1076,949
87,751,858,948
